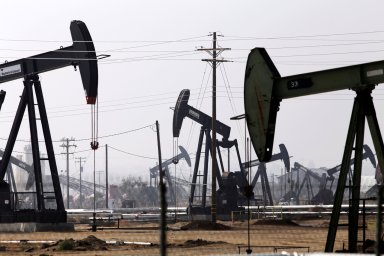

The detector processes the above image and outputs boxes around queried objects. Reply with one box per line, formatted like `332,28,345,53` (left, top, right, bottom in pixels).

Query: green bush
58,238,75,250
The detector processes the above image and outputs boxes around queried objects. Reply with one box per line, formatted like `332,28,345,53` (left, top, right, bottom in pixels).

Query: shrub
58,238,75,250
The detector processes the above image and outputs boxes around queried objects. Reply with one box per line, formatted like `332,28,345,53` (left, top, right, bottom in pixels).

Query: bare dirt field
0,216,376,255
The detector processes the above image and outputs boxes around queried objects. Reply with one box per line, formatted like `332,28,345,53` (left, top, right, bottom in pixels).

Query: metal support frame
0,75,65,222
325,87,384,252
0,20,98,224
189,128,205,206
296,171,315,204
250,163,274,206
188,127,224,207
5,165,17,206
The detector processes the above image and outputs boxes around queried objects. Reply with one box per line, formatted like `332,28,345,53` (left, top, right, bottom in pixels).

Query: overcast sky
1,0,383,186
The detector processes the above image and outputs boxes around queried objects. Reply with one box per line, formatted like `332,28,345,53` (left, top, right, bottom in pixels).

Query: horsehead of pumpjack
326,144,377,181
70,20,99,104
173,89,231,140
149,146,191,179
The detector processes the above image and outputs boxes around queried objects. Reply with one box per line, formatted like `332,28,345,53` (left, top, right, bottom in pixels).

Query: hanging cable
91,148,97,232
90,100,99,150
173,138,179,164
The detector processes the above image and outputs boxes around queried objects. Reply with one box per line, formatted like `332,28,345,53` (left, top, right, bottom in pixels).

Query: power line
272,49,384,58
224,30,384,40
4,47,384,66
75,123,155,141
0,86,211,114
0,35,208,44
0,92,242,121
219,63,244,144
2,29,384,45
99,51,201,64
101,35,209,52
0,123,155,143
108,145,159,160
186,63,211,151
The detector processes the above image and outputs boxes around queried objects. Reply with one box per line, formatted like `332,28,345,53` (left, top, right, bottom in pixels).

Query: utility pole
197,32,230,224
60,137,76,209
75,157,84,208
95,171,104,207
97,171,103,188
105,144,108,209
156,120,166,256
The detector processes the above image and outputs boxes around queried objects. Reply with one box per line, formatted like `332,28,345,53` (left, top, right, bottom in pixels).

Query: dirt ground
0,216,376,255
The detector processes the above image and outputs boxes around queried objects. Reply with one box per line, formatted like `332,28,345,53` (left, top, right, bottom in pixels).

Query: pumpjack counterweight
0,20,98,224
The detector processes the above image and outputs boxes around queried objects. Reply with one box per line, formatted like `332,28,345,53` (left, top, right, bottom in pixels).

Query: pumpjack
240,144,290,206
244,47,384,252
291,162,332,205
0,150,55,209
173,89,246,219
365,163,382,198
0,149,43,192
326,144,376,188
0,20,98,223
149,145,191,205
289,145,376,205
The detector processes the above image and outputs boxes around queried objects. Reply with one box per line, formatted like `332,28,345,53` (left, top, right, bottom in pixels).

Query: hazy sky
1,0,383,186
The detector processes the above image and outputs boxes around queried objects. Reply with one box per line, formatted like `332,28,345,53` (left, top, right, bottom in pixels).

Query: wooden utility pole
105,144,108,208
198,32,230,224
156,121,167,256
60,137,76,209
75,156,84,208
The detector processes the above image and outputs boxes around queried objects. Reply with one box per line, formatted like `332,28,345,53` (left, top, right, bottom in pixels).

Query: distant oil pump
244,47,384,252
0,20,99,223
365,163,383,198
326,144,376,187
0,149,35,191
173,89,245,218
0,150,56,209
291,162,332,205
149,146,191,205
240,143,290,206
289,145,376,205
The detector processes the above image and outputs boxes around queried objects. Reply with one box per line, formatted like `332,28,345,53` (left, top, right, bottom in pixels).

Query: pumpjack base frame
0,209,67,223
0,76,66,225
0,221,73,232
